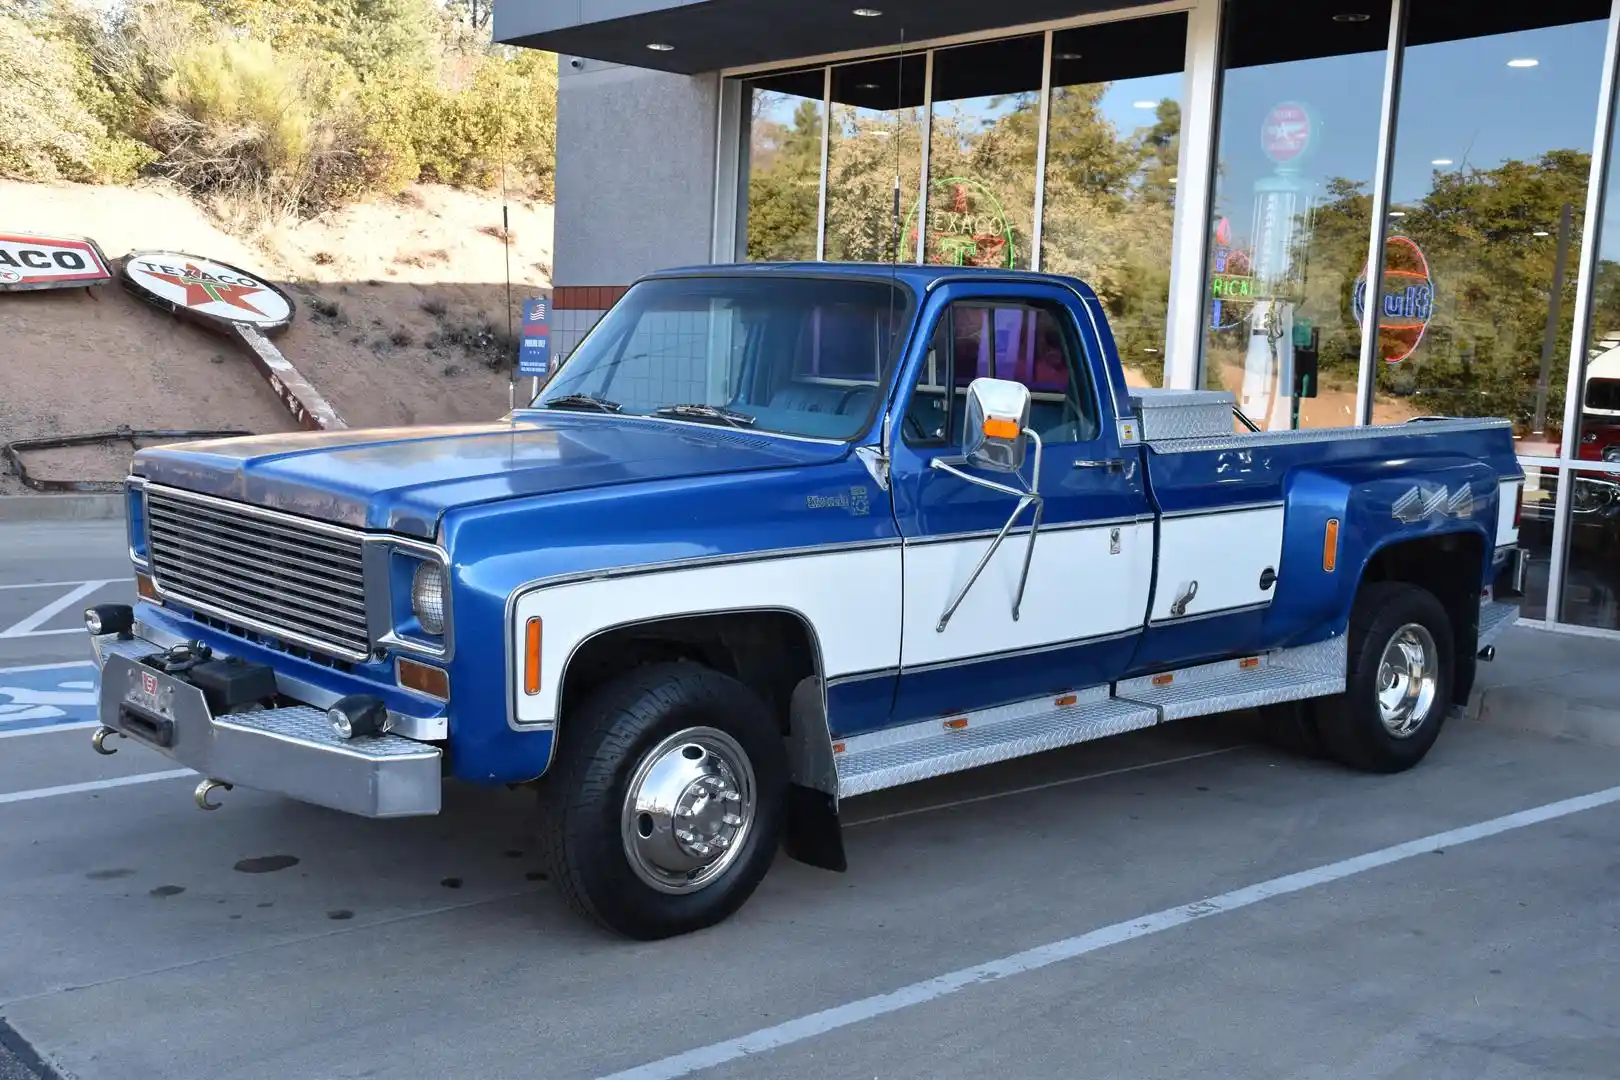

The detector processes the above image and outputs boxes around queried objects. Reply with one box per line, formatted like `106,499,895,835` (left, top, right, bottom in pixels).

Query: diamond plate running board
1114,637,1347,722
834,689,1159,799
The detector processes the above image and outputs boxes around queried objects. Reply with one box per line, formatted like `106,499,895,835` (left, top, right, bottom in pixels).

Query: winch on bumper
89,622,442,818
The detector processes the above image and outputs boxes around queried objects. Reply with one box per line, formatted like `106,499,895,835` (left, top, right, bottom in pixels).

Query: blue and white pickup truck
86,263,1527,938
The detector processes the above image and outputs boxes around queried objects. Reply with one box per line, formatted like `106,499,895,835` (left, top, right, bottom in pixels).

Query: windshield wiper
654,403,756,428
542,393,622,413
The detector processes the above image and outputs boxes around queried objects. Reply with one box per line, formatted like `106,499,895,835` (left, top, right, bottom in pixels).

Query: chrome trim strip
900,514,1150,546
826,668,897,687
902,627,1140,675
1147,599,1272,627
1158,500,1285,520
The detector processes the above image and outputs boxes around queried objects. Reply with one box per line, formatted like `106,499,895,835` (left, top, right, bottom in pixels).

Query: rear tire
1315,581,1455,774
536,662,787,939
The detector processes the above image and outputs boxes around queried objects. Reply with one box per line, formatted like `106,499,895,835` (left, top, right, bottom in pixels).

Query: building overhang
493,0,1163,74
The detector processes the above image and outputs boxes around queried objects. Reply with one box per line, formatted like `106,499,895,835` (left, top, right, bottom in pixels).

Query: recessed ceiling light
1332,12,1371,21
857,82,879,90
1168,176,1177,184
647,42,674,51
1431,158,1453,165
1133,100,1157,109
1388,210,1406,217
1533,230,1551,237
853,7,882,15
1507,57,1539,67
1057,51,1083,60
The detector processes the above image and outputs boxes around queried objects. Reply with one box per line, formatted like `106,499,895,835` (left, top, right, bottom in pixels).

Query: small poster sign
517,296,551,377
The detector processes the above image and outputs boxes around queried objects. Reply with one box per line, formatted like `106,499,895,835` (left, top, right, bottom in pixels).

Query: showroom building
495,0,1620,640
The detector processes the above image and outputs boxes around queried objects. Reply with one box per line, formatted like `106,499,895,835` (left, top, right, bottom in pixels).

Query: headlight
411,562,446,636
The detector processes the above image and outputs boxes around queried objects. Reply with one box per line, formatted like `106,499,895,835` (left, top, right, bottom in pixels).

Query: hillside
0,177,552,492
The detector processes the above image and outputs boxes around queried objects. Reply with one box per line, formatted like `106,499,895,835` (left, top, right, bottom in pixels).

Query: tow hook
91,726,123,756
194,778,233,811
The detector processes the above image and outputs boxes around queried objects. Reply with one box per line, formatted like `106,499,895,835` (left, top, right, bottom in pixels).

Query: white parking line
0,579,133,591
0,720,102,740
0,661,94,675
0,769,195,806
0,580,116,638
596,782,1620,1080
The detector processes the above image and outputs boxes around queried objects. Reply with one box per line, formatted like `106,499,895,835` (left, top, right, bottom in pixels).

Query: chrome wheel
621,727,756,895
1376,623,1439,738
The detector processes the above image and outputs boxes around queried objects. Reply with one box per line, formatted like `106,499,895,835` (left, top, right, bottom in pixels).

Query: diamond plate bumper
91,632,441,818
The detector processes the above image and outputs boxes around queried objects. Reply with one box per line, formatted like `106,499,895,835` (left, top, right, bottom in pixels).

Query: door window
903,299,1099,447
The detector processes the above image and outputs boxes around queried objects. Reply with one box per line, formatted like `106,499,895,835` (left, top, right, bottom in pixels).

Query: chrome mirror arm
931,429,1045,632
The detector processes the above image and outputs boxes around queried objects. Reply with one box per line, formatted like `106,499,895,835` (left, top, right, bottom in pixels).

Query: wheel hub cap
1376,623,1439,738
622,727,755,894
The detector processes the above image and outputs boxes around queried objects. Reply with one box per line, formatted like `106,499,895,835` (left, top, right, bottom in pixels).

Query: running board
834,687,1158,799
1113,637,1346,721
833,637,1347,800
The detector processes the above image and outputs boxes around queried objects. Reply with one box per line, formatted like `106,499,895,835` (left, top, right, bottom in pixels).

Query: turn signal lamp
1323,518,1341,572
523,617,543,696
982,417,1021,440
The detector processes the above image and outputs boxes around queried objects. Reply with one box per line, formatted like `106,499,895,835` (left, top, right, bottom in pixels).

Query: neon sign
904,177,1017,268
1352,234,1435,365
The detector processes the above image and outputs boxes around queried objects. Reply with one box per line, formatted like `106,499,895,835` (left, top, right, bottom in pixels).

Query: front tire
1315,581,1455,774
536,662,787,939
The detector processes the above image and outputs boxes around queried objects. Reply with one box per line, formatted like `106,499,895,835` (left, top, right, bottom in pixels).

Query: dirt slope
0,178,553,491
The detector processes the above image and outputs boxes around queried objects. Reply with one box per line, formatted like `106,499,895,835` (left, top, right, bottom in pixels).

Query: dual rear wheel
1267,580,1457,773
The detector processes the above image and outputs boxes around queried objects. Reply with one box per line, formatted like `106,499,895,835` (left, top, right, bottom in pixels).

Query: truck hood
132,414,844,539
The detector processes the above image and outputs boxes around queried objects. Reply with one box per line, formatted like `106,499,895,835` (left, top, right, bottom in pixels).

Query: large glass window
739,69,826,262
825,54,927,263
1042,15,1187,387
921,35,1044,270
1371,3,1610,453
1201,4,1393,430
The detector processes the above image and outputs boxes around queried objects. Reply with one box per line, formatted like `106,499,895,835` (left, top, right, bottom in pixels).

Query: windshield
531,275,912,440
1588,379,1620,413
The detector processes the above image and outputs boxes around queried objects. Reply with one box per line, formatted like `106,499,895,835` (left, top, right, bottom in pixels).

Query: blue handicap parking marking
0,663,100,736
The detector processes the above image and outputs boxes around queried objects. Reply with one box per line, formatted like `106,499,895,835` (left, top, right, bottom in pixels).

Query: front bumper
91,628,442,818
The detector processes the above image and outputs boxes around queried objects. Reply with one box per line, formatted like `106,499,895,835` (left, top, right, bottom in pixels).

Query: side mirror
962,377,1031,473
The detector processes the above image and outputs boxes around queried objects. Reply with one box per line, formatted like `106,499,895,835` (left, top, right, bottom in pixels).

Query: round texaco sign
121,252,296,335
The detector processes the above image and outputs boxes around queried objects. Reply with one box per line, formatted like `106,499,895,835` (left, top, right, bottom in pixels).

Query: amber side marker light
943,717,969,730
135,573,159,602
1323,518,1341,572
982,417,1021,440
397,657,449,700
523,617,542,696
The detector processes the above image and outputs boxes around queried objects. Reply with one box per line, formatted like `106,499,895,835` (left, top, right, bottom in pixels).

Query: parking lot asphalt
2,520,1618,1080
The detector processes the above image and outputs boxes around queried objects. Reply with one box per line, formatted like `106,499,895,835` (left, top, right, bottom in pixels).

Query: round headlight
411,561,446,636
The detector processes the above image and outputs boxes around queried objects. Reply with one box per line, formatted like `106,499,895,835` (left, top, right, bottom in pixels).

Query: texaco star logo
143,263,268,317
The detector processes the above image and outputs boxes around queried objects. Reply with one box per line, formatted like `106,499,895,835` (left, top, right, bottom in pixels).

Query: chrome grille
144,487,371,661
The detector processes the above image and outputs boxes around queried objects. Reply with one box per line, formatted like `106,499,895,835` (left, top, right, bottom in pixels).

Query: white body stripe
899,523,1153,667
511,548,903,725
1150,506,1284,622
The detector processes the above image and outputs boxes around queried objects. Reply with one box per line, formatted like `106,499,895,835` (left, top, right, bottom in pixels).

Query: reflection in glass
1202,5,1391,429
1372,4,1608,451
921,36,1043,271
739,70,826,262
825,55,927,263
1513,462,1558,622
1042,16,1186,387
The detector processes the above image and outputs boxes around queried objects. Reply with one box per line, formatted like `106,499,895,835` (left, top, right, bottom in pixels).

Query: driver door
887,285,1153,724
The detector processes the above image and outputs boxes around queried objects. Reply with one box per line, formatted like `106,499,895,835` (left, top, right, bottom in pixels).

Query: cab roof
638,260,1100,299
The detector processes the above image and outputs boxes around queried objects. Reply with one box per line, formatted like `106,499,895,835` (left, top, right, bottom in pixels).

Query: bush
0,12,155,182
1,0,557,212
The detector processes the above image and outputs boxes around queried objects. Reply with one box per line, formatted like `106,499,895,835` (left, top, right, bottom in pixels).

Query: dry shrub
0,12,154,182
